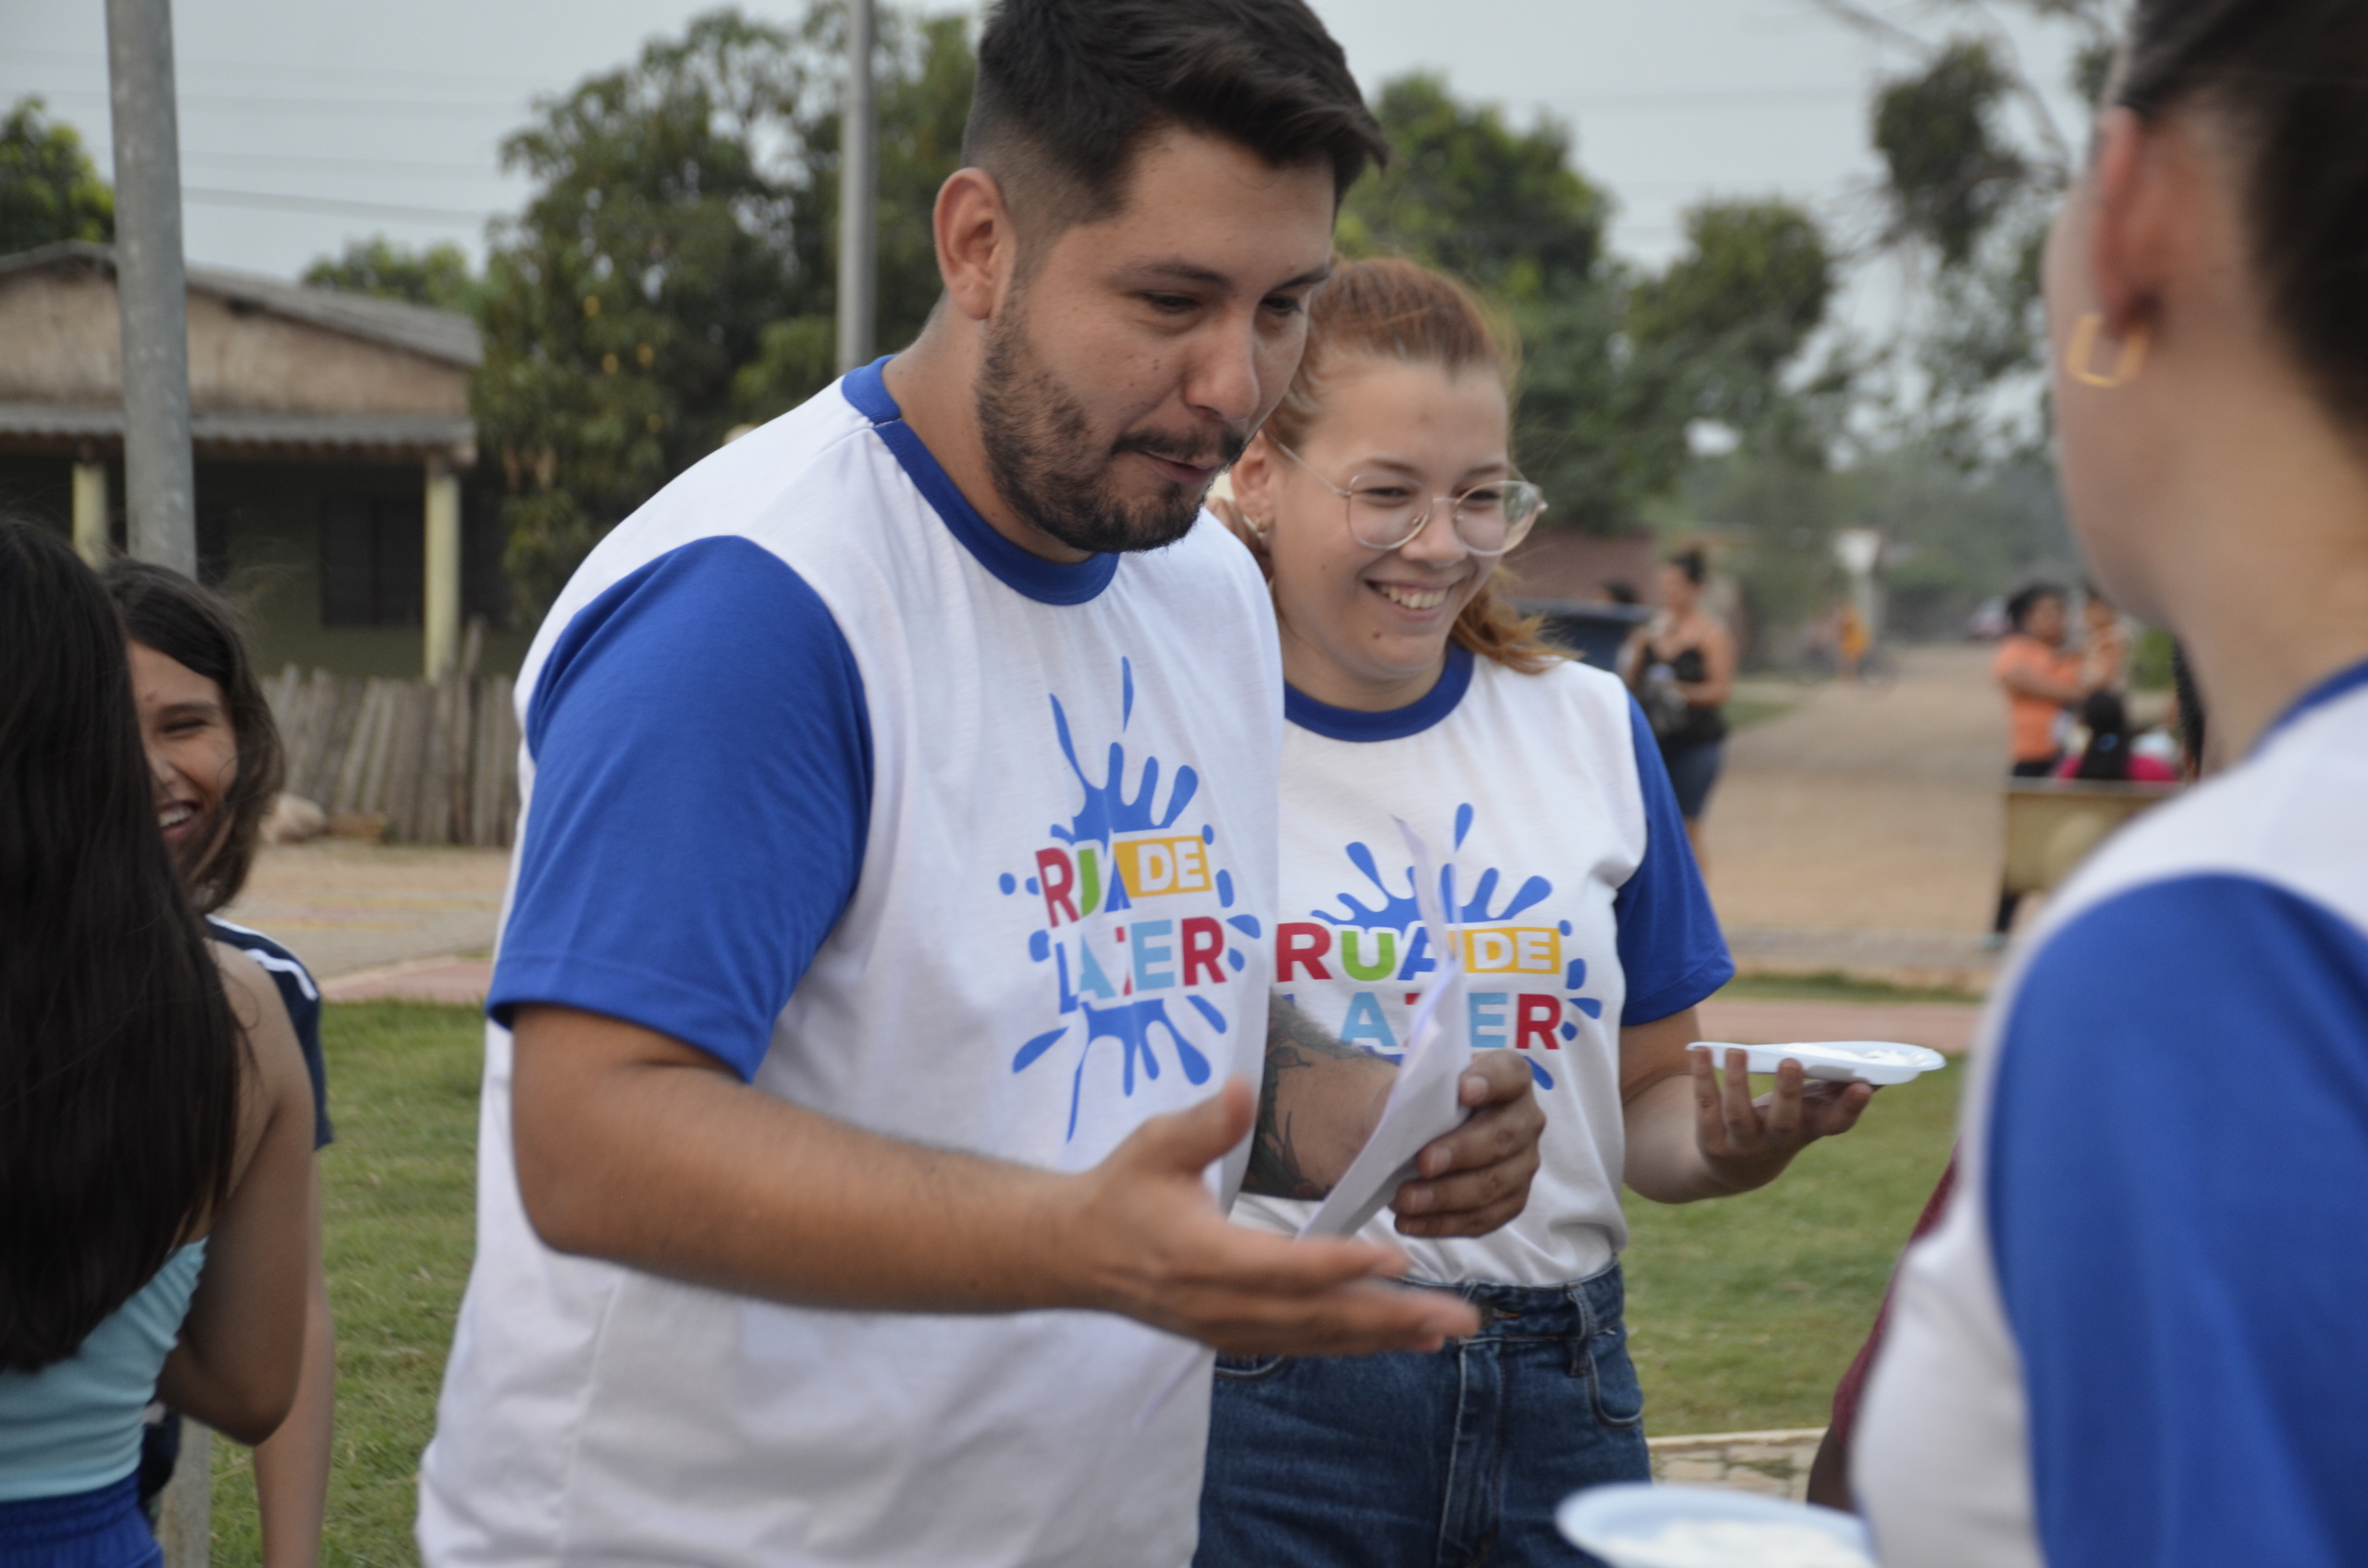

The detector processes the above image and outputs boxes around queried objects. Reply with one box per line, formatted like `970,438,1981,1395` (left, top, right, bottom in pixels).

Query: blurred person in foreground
1855,6,2368,1564
416,5,1546,1565
0,521,315,1568
107,562,336,1568
1196,257,1870,1567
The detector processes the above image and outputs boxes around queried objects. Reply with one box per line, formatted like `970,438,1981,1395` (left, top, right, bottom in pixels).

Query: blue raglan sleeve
1990,875,2368,1568
487,535,873,1080
1613,698,1734,1024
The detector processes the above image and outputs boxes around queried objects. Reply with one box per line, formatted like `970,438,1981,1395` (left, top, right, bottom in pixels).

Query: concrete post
105,0,197,576
835,0,876,374
72,453,111,569
424,453,462,681
154,1420,210,1568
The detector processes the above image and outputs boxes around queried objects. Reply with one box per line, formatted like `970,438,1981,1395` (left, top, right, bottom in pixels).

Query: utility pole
106,0,197,575
835,0,877,374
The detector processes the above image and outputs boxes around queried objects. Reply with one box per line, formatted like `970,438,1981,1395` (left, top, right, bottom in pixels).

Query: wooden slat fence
263,652,521,847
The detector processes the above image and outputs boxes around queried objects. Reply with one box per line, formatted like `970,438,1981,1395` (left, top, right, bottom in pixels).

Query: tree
0,97,113,255
303,237,481,315
467,3,974,618
1340,74,1606,305
1810,0,2117,459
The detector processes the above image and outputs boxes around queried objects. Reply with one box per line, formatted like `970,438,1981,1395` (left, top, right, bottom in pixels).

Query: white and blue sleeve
488,536,873,1081
1613,698,1734,1024
1990,874,2368,1568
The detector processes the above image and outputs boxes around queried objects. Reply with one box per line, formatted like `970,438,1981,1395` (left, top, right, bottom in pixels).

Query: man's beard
975,306,1248,556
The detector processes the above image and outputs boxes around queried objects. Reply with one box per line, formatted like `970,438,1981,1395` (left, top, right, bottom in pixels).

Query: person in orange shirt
1989,582,2092,942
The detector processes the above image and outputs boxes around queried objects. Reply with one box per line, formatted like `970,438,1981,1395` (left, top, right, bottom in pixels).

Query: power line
96,146,514,180
3,44,548,91
15,84,529,118
182,186,496,223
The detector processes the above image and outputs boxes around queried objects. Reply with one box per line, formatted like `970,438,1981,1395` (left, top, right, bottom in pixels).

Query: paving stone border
1646,1428,1827,1501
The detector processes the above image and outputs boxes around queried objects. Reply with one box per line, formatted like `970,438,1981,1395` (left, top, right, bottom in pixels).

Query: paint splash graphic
1310,803,1616,1090
1004,659,1232,1138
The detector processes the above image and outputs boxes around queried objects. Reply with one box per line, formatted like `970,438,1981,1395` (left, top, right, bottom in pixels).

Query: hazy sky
1,0,2088,338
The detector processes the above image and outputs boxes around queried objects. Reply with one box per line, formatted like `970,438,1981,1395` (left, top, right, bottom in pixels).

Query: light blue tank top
0,1242,206,1502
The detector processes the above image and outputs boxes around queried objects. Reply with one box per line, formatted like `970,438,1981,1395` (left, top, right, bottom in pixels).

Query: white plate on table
1558,1482,1874,1568
1691,1040,1947,1086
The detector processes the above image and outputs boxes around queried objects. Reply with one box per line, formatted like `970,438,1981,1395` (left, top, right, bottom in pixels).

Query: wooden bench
2003,777,2182,895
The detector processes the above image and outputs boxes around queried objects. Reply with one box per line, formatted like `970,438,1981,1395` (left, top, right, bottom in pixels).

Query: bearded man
416,3,1545,1565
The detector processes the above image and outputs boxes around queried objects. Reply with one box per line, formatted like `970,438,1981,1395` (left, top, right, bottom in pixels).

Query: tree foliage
465,4,972,618
1871,41,2027,270
303,236,481,314
0,97,114,256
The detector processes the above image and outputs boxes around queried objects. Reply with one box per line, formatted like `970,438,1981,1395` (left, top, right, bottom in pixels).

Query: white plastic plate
1691,1039,1947,1086
1558,1482,1873,1568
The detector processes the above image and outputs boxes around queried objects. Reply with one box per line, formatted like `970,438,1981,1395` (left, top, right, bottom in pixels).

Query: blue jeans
0,1476,160,1568
1196,1265,1649,1568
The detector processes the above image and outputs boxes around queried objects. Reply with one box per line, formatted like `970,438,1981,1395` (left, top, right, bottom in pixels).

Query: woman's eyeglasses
1271,440,1546,558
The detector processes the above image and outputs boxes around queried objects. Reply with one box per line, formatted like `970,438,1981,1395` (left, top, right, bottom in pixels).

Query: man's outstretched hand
1065,1079,1480,1357
1392,1050,1545,1238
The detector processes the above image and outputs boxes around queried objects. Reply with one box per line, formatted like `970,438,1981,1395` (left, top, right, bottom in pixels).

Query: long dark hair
105,560,286,915
0,523,244,1373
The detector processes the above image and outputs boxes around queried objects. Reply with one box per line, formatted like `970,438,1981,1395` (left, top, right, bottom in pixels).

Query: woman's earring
1245,515,1270,541
2066,309,2150,389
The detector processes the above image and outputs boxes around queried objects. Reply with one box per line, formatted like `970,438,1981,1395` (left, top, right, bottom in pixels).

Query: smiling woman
1198,257,1868,1568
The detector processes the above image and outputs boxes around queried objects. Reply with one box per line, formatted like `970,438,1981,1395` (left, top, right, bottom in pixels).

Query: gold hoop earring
1245,515,1270,542
2066,310,2150,389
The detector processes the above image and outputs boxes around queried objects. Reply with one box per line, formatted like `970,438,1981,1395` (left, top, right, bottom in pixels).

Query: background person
418,6,1546,1566
106,561,336,1568
1856,5,2368,1561
2078,580,2132,694
1199,257,1871,1568
0,521,315,1568
1987,580,2091,943
1641,549,1735,866
2054,689,2179,783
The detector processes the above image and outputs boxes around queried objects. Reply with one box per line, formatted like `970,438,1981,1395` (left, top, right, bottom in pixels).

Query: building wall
0,453,527,679
0,269,467,417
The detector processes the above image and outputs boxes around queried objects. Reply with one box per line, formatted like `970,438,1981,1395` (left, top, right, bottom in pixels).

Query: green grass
210,1003,482,1567
204,1003,1958,1558
1715,969,1988,1007
1722,695,1798,732
1622,1063,1961,1435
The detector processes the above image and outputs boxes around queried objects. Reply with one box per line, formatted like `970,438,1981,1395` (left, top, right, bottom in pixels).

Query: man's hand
1687,1045,1873,1192
1392,1051,1545,1238
510,1007,1476,1356
1069,1079,1478,1356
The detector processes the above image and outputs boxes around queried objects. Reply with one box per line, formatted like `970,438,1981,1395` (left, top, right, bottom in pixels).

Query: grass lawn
1715,969,1989,1007
1622,1061,1961,1435
210,1003,482,1567
202,1001,1960,1559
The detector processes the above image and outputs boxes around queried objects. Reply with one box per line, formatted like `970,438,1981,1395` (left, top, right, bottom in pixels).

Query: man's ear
934,167,1014,323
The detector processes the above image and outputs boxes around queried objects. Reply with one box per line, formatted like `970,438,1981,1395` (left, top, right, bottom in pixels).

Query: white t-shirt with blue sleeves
1230,646,1733,1285
1858,658,2368,1568
419,360,1282,1568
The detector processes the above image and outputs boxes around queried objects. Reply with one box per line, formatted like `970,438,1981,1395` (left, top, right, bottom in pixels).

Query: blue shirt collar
2257,653,2368,752
1284,644,1476,742
840,356,1119,606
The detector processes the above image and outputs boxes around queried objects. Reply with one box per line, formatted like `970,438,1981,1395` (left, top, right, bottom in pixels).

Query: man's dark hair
965,0,1388,238
2007,580,2067,631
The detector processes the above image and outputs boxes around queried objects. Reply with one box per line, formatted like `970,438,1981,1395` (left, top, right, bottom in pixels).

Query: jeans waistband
0,1473,152,1560
1403,1261,1626,1338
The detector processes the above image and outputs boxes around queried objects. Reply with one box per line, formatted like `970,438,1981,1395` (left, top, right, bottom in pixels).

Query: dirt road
1705,645,2012,988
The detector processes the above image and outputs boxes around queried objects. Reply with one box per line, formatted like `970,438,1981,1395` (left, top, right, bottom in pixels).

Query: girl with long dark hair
1856,3,2368,1557
0,522,314,1567
105,560,335,1567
